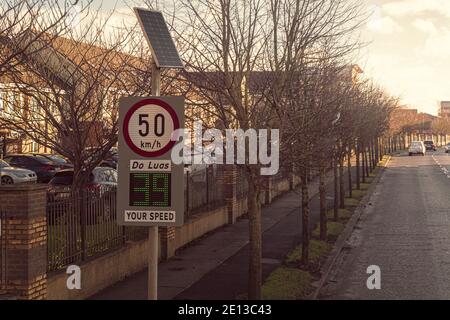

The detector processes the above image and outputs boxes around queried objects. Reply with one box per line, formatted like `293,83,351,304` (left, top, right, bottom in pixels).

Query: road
323,149,450,300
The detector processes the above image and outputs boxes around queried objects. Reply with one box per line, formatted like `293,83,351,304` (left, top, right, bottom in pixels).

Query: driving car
0,159,37,184
445,142,450,153
408,141,426,156
424,140,436,151
3,154,59,183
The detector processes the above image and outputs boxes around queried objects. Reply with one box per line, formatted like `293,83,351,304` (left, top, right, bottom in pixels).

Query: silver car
0,159,37,184
445,143,450,153
408,141,426,156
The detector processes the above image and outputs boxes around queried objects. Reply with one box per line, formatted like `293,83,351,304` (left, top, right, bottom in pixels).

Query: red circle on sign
123,99,180,157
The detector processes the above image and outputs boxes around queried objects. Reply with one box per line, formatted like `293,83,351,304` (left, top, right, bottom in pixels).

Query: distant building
439,101,450,118
340,64,363,84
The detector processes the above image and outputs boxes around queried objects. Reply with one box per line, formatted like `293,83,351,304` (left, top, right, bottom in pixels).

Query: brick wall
0,184,48,300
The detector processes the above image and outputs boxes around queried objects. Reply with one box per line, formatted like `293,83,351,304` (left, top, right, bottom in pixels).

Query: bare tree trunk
339,154,345,209
333,156,339,221
375,137,380,163
362,143,366,183
347,145,352,198
319,168,327,241
356,141,360,190
247,172,261,300
365,146,370,177
301,167,310,265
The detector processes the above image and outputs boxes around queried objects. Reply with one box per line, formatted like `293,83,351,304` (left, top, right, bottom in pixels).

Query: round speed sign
123,99,180,157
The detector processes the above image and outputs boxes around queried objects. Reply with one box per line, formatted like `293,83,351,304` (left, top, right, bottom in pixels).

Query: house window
31,141,40,153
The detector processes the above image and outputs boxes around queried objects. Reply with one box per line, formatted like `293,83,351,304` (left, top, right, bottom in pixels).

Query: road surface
324,149,450,299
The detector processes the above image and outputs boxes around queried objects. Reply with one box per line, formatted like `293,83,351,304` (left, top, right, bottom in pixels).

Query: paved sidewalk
91,169,347,300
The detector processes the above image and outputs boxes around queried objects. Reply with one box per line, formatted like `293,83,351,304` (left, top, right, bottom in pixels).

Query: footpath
91,168,349,300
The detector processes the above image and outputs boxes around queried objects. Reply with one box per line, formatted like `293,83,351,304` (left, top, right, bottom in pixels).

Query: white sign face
123,99,180,158
118,96,185,227
128,104,174,153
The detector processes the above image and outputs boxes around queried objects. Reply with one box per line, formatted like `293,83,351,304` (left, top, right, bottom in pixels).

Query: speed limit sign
123,99,180,157
117,96,185,227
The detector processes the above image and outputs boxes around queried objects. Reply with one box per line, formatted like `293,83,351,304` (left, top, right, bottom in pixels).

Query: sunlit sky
93,0,450,115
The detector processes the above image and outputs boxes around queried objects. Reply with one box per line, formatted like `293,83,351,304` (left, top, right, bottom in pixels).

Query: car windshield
411,142,422,147
424,141,433,145
51,173,73,185
47,155,67,164
50,171,95,185
32,155,53,164
0,160,10,168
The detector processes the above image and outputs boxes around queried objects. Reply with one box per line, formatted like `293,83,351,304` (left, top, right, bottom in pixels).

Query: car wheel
1,176,14,185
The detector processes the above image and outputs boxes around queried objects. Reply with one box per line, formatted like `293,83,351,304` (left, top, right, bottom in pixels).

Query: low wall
47,175,297,300
236,197,248,218
47,238,153,300
272,178,290,199
293,175,301,187
174,206,228,250
48,206,230,300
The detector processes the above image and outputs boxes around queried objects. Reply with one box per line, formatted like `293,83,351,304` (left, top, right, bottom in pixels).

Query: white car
0,159,37,184
445,143,450,153
408,141,426,156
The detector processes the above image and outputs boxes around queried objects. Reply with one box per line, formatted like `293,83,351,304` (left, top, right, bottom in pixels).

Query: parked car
3,154,59,183
47,167,117,201
31,153,73,169
99,159,117,169
47,167,117,224
84,147,118,169
0,159,37,184
445,143,450,153
408,141,426,156
424,140,436,151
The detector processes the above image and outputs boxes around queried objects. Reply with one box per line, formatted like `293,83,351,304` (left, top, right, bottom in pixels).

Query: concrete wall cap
0,184,48,192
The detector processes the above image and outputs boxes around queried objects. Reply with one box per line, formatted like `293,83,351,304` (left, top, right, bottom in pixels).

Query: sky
92,0,449,115
361,0,450,115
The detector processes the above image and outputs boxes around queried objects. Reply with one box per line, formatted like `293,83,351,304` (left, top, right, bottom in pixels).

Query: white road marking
432,153,450,178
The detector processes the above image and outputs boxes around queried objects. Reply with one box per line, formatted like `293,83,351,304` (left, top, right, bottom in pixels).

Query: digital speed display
129,172,171,207
118,96,184,227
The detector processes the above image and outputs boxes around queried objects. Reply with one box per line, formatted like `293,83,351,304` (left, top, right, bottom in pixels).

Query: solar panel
134,8,184,69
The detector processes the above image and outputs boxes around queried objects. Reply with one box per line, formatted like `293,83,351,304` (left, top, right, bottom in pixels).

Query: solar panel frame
134,7,184,69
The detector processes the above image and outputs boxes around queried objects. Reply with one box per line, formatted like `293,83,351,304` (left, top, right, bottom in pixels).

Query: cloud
383,0,450,18
420,27,450,59
413,19,437,34
366,5,402,34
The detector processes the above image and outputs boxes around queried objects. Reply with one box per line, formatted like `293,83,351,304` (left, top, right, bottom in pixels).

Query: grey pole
148,62,161,300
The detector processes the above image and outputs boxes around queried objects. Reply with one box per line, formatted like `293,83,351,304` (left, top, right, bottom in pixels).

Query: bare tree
0,0,86,75
160,0,275,299
1,3,147,189
267,0,366,265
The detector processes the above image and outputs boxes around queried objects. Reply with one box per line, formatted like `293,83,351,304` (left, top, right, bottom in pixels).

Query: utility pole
148,62,161,300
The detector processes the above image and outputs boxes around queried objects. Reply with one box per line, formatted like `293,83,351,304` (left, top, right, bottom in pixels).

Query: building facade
439,101,450,118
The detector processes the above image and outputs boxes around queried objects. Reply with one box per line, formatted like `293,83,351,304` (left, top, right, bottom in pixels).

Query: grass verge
259,156,388,300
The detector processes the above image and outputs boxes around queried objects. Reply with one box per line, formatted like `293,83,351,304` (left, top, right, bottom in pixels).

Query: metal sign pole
148,62,161,300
